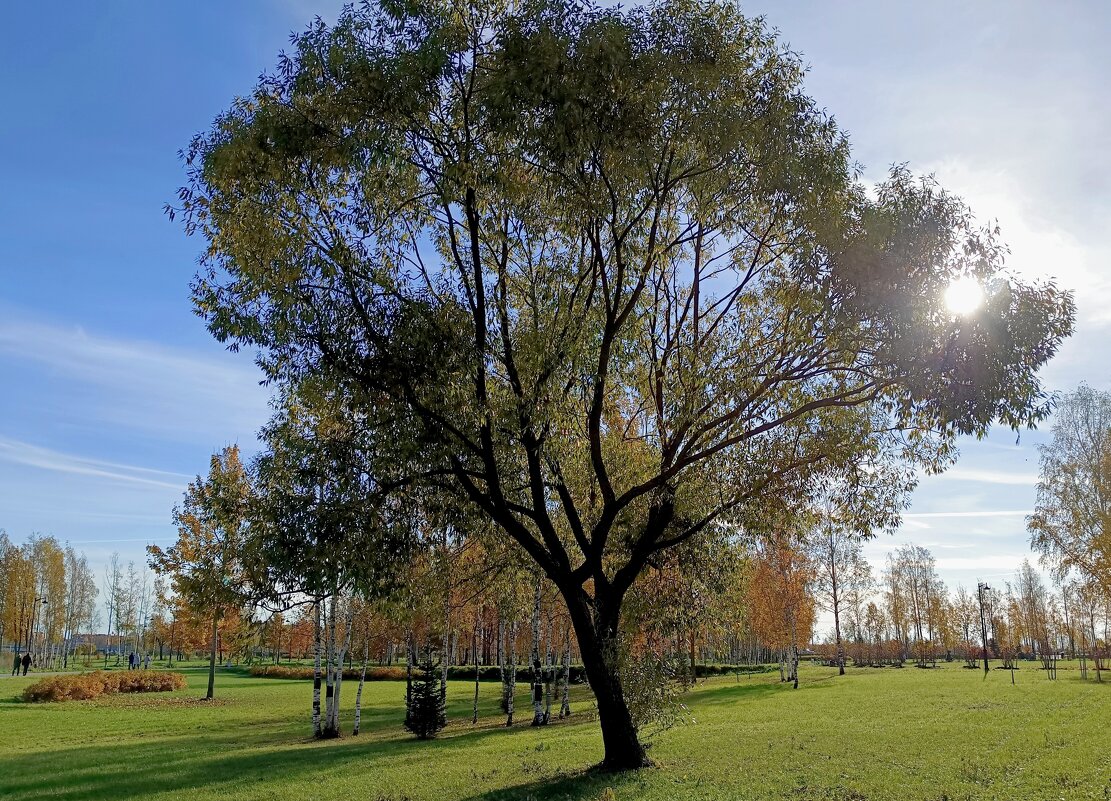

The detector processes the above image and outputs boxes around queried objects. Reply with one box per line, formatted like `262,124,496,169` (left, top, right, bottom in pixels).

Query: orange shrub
22,670,187,703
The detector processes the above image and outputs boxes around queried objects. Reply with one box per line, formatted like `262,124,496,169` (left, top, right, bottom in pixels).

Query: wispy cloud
0,436,191,491
936,555,1031,571
0,312,270,441
934,468,1039,486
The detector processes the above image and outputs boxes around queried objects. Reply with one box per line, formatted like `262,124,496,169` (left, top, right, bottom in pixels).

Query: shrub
248,664,408,681
22,670,187,703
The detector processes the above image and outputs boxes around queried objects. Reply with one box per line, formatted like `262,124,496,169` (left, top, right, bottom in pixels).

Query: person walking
143,653,151,670
21,652,32,676
11,652,20,676
127,652,134,670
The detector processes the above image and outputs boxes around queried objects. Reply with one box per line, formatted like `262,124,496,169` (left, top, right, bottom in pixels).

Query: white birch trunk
329,596,354,735
404,630,413,728
497,617,505,685
530,579,545,726
323,594,337,735
472,610,481,724
559,628,571,718
441,592,450,704
505,620,517,726
312,599,322,737
353,630,369,736
789,609,800,689
543,626,553,724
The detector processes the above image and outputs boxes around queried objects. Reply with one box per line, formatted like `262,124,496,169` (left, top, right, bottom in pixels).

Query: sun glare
944,276,984,315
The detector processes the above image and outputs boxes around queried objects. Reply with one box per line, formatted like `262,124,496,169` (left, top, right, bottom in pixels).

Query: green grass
1,662,1109,801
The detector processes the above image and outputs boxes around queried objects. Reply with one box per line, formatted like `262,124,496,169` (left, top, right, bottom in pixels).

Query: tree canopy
174,0,1074,769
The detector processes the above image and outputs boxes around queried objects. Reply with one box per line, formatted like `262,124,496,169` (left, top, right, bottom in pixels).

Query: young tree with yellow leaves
748,530,816,689
149,445,252,700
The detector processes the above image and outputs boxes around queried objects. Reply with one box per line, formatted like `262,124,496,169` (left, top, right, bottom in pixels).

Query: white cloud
902,509,1032,519
0,311,270,441
935,555,1032,572
0,436,191,491
934,468,1039,486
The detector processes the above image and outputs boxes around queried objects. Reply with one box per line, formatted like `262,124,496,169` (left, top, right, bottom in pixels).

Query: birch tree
102,554,122,668
250,382,414,736
61,547,97,669
1029,385,1111,593
810,513,873,675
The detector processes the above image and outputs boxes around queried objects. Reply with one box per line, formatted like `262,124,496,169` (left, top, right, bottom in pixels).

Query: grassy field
1,661,1108,801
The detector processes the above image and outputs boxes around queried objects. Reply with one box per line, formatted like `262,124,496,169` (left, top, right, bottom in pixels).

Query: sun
944,276,984,315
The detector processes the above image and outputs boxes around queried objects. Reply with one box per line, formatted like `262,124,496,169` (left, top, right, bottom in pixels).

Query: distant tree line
0,532,98,669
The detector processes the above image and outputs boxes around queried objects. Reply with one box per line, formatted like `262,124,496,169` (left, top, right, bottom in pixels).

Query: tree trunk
404,630,413,728
833,602,845,676
322,594,337,735
531,578,545,726
497,616,505,708
505,621,517,726
312,600,323,737
472,610,481,724
103,607,113,670
566,595,647,771
441,592,451,706
689,627,697,681
353,632,369,735
206,612,218,700
543,639,553,725
559,627,571,719
326,597,354,737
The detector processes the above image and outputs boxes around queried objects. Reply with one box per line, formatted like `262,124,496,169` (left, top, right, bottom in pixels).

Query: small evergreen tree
404,651,446,739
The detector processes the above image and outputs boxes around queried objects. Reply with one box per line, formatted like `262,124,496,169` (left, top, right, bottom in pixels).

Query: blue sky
1,1,1107,623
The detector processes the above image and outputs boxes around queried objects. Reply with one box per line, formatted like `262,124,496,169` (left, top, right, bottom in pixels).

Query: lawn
1,661,1108,801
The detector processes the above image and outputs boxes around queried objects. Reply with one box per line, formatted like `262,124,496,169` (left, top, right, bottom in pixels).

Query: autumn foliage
22,670,187,703
748,533,817,654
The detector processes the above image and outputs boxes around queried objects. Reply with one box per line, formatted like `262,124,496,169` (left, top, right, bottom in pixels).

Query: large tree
1029,384,1111,593
175,0,1073,768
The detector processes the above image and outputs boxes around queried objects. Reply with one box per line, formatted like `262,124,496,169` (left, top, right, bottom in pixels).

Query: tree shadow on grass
460,766,647,801
688,677,786,706
0,700,603,801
